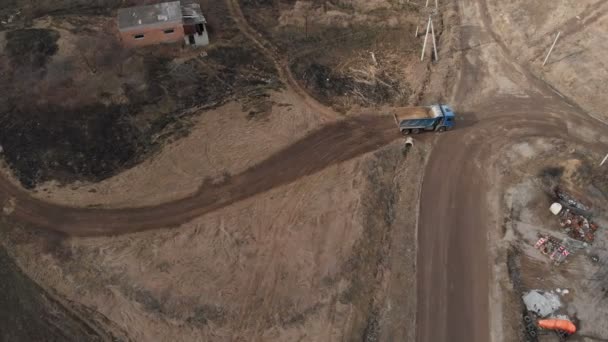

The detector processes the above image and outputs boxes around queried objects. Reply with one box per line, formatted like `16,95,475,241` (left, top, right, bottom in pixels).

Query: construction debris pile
522,290,577,340
534,235,570,264
555,207,599,243
532,189,601,265
551,189,600,243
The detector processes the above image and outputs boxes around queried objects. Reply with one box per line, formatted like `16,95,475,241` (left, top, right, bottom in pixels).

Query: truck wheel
438,126,446,132
401,129,411,135
412,128,420,134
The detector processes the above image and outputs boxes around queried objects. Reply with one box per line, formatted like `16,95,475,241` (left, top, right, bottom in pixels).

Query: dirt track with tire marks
2,0,607,341
0,115,404,235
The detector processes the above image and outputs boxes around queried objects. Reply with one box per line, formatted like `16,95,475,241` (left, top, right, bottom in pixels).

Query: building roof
118,1,183,31
181,1,206,25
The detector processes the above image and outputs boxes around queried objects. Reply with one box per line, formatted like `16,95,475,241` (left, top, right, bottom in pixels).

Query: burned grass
5,28,59,70
0,246,121,341
295,60,408,110
240,1,422,111
0,104,138,188
0,14,280,188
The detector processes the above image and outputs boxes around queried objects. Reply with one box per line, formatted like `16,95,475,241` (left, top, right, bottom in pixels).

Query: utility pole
420,16,431,61
430,17,438,61
543,31,561,66
600,152,608,166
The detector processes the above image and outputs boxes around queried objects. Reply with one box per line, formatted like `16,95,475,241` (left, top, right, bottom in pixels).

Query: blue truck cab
392,104,455,135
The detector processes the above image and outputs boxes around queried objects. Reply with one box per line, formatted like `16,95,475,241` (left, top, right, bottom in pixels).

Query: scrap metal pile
557,209,599,243
551,188,600,243
534,189,601,264
534,235,570,264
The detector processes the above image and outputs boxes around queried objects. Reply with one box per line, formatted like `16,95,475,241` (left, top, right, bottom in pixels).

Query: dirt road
1,0,607,340
415,0,608,341
0,115,404,235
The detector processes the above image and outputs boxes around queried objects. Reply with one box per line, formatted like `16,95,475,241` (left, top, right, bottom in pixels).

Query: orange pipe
537,319,576,334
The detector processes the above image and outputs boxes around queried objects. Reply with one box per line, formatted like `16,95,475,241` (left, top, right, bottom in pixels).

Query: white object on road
550,202,563,215
405,137,414,147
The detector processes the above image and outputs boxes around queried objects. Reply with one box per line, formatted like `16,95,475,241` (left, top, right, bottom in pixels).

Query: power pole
600,153,608,166
420,16,431,61
543,31,561,66
430,17,438,61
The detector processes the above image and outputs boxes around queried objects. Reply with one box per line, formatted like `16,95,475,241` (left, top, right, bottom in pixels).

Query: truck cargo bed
391,107,440,122
400,118,438,127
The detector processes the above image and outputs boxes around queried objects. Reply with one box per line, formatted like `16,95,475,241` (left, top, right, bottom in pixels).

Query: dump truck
391,104,455,135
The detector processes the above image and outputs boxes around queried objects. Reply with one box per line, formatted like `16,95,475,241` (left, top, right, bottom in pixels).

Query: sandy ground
1,139,427,341
487,0,608,123
2,0,608,341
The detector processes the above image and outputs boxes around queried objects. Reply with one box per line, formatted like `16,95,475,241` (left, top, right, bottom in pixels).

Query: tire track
415,0,608,340
224,0,339,121
0,115,402,236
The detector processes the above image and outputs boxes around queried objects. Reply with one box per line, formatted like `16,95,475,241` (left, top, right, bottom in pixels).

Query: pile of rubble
550,189,600,243
534,234,570,264
533,189,600,264
555,206,599,243
522,290,577,340
551,189,600,243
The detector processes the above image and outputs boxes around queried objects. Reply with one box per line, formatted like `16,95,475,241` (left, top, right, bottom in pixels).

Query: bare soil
1,140,426,341
486,0,608,123
0,0,443,340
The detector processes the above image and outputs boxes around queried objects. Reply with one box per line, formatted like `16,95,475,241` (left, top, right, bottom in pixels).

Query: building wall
119,22,185,48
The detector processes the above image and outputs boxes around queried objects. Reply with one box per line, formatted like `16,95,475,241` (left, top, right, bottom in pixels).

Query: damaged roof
181,1,207,25
118,1,182,31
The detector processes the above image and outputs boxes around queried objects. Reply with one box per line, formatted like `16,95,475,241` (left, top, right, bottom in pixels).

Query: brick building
118,1,208,48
